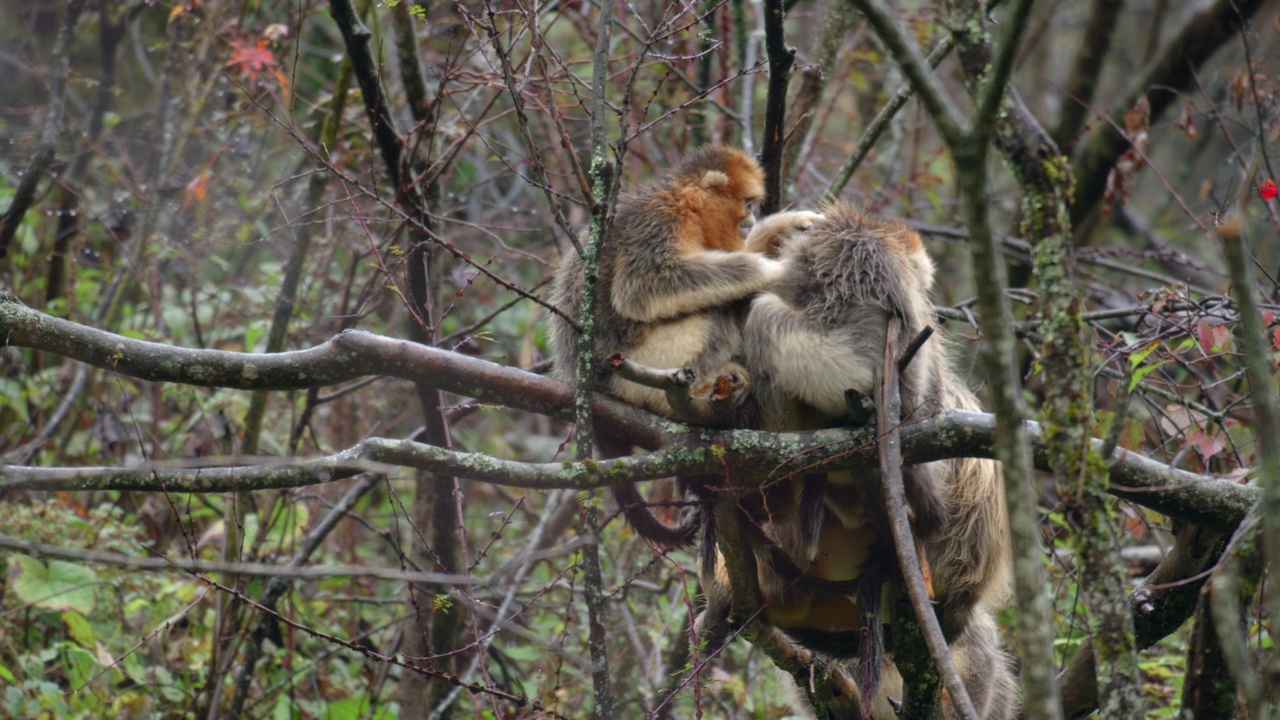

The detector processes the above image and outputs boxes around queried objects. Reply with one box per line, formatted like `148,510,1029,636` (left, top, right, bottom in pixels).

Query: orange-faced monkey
548,146,818,546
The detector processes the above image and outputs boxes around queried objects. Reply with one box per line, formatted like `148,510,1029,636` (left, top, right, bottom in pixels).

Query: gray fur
548,148,776,418
718,203,1016,719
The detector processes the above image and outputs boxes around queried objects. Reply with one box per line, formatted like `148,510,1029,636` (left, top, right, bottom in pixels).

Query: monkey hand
665,363,751,427
745,210,824,257
690,362,751,405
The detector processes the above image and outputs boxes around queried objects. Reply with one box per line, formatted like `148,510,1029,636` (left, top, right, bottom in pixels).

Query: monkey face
707,192,762,251
700,147,763,251
676,176,762,252
739,200,758,238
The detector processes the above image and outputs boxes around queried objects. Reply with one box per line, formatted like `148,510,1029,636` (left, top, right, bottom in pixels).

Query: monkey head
666,145,764,252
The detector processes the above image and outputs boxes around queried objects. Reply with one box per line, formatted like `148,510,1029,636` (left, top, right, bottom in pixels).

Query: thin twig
0,529,480,586
826,32,953,200
846,0,967,144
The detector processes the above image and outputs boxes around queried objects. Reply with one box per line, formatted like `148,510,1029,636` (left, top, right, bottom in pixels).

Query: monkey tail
598,432,701,549
610,483,700,549
857,574,885,719
700,501,719,579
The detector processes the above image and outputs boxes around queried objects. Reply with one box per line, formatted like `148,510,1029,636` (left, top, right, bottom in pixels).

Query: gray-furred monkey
704,203,1016,720
547,145,820,547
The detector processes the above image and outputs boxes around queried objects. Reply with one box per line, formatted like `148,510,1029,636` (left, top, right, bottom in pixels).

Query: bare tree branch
759,0,796,215
4,410,1257,532
0,0,87,259
846,0,967,144
877,320,977,720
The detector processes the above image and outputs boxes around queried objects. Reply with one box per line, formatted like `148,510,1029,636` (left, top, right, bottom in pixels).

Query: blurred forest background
1,0,1279,718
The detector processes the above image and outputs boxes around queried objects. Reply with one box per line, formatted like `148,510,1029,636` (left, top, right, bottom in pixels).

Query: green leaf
0,378,28,423
272,694,297,720
61,643,97,688
262,504,310,553
1129,361,1166,392
1128,340,1160,368
7,556,97,614
122,652,148,686
245,321,265,353
61,610,96,648
325,695,391,720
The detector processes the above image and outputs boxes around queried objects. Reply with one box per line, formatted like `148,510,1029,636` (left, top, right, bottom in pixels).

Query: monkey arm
610,250,784,323
744,210,824,257
743,293,881,418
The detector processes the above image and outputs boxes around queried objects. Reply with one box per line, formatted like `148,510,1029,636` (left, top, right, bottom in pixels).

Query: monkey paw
690,362,751,406
671,367,698,387
666,363,751,427
746,210,824,257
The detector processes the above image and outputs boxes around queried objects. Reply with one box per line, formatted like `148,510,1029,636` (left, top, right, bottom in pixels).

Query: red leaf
1272,326,1280,350
1261,178,1278,201
1196,322,1230,354
227,38,277,81
1196,322,1213,353
1124,95,1151,134
1188,426,1225,462
1122,506,1147,539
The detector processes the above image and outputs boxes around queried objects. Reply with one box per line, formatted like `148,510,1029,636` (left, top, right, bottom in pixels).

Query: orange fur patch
917,539,936,600
673,148,763,252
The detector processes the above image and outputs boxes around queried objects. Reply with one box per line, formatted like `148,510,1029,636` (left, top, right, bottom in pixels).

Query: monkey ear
700,170,730,190
909,251,937,293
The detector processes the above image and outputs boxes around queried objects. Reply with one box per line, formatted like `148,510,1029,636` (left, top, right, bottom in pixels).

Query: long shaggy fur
549,146,776,417
548,146,798,547
706,202,1014,719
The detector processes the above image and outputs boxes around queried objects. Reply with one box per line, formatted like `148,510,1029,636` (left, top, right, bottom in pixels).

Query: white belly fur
611,314,713,415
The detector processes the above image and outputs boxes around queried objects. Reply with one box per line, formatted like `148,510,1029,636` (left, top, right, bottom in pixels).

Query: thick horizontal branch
1,294,1256,527
0,533,483,586
0,292,662,448
3,412,1256,530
